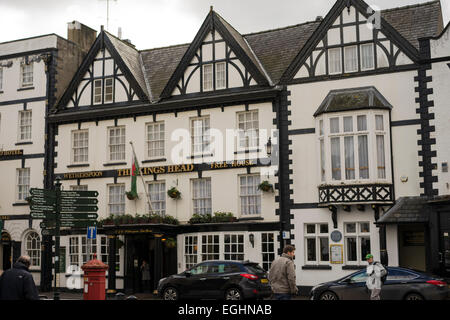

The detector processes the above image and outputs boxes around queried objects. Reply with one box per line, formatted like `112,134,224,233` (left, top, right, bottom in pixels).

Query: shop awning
377,197,429,225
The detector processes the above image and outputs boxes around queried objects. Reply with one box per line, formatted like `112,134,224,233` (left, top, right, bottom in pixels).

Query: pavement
38,291,309,300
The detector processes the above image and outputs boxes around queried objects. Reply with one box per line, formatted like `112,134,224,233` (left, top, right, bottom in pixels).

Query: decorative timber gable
56,29,149,110
160,9,271,99
281,0,421,83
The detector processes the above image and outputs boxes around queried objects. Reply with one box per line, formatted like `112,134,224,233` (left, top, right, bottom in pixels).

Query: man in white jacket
365,254,387,300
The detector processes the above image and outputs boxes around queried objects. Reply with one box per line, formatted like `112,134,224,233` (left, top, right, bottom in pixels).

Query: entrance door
1,232,12,271
439,212,450,277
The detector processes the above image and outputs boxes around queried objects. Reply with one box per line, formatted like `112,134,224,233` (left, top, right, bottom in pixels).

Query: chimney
315,16,323,22
118,27,122,39
67,21,97,53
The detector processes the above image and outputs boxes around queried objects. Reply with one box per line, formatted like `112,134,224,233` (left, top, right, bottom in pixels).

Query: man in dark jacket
0,255,39,300
268,245,298,300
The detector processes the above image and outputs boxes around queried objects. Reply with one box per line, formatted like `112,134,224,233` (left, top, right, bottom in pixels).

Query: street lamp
265,137,272,156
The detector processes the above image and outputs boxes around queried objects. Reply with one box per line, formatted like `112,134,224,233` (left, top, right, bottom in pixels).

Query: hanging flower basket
164,238,177,249
258,181,274,193
125,191,138,200
167,187,181,199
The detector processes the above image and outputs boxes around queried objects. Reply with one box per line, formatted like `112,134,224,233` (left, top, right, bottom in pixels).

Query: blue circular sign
331,230,342,242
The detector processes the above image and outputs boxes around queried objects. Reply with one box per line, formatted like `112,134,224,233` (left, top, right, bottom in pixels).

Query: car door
203,262,236,298
380,268,419,300
184,262,211,298
335,271,370,300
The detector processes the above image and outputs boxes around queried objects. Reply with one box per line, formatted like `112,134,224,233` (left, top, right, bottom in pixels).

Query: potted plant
167,187,181,199
125,191,138,200
164,238,177,249
258,180,274,193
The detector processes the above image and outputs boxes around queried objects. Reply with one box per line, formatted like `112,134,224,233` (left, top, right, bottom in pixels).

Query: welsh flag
128,152,140,199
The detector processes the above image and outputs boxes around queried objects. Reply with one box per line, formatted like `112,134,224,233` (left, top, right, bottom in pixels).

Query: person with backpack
365,253,387,300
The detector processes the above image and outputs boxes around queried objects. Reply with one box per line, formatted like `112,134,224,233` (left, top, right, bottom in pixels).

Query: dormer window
315,87,392,185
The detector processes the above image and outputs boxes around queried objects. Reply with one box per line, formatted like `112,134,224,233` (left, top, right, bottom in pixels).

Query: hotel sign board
56,159,267,181
0,149,24,160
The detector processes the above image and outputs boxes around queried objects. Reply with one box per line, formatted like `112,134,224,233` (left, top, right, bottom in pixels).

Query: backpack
375,262,388,284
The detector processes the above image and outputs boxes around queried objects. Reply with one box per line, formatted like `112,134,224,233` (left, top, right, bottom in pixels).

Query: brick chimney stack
67,21,97,53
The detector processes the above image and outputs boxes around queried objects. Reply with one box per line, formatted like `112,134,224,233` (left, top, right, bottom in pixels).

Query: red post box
81,253,108,300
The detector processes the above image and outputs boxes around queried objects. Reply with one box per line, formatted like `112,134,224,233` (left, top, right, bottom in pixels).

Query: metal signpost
29,180,99,300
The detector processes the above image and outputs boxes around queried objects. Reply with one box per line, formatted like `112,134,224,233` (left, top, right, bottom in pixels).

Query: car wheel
225,288,243,300
319,291,339,300
404,293,424,301
162,287,179,301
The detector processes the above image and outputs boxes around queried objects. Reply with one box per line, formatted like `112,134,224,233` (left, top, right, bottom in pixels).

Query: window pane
346,223,356,233
344,46,358,72
306,224,315,234
203,64,213,91
343,116,353,132
361,237,371,261
361,44,374,70
331,137,341,180
215,62,226,89
358,135,369,179
377,135,386,179
357,115,367,131
360,222,370,233
320,139,326,181
330,118,340,134
344,136,355,180
375,115,384,131
320,238,329,261
346,237,357,261
320,224,329,234
329,48,342,74
307,238,316,261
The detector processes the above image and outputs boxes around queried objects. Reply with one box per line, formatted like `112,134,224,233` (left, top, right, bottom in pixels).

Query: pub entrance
1,232,12,272
398,224,426,272
438,211,450,278
124,234,177,294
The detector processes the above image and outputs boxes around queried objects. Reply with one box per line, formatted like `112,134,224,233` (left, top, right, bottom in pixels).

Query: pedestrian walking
268,245,298,300
365,254,387,300
140,260,151,293
0,255,39,300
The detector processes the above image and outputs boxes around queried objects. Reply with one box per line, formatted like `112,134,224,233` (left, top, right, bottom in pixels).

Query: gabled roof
279,0,440,83
159,9,271,99
56,29,149,109
314,86,392,117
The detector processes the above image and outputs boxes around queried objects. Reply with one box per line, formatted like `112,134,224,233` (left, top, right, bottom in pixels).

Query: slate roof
377,197,430,224
381,0,443,50
71,1,445,103
314,86,393,116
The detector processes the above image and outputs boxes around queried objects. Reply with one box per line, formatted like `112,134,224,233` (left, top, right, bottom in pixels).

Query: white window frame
24,231,41,269
317,111,390,185
18,110,32,142
344,222,371,265
239,174,261,217
215,62,226,90
344,46,358,73
223,234,245,261
16,168,30,202
69,236,80,267
201,234,220,261
93,79,102,104
21,63,33,87
146,122,165,159
104,77,113,103
0,67,3,91
147,181,166,216
108,126,126,162
191,117,210,156
192,178,212,215
261,232,276,271
237,110,259,151
361,43,375,71
184,235,198,270
304,223,330,265
203,64,213,91
71,130,89,164
108,184,125,216
328,48,342,75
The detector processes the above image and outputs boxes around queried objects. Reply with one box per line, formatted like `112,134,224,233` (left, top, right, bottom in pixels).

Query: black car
157,260,272,300
310,266,450,300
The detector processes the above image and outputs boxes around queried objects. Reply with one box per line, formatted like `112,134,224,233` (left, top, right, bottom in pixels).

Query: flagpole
129,141,155,215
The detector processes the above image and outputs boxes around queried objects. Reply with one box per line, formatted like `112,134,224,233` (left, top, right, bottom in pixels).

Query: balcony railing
318,183,394,206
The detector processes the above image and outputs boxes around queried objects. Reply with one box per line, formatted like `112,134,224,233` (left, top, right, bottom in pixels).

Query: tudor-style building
0,21,96,290
45,0,449,293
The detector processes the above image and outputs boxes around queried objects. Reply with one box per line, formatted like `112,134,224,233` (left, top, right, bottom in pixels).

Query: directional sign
60,205,98,213
30,204,56,212
30,197,56,206
30,188,56,198
60,198,98,205
41,220,97,229
60,191,99,198
31,212,56,220
60,213,98,220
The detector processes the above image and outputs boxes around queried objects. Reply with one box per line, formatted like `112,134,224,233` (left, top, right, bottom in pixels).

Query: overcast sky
1,0,449,50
